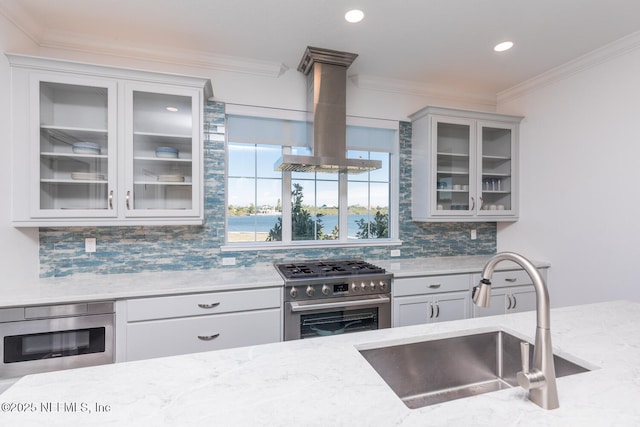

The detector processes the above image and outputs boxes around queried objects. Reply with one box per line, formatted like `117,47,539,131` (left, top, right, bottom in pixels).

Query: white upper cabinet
8,54,212,226
410,106,522,222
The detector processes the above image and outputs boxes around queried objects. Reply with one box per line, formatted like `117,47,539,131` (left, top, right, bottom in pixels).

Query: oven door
284,294,391,341
0,314,114,379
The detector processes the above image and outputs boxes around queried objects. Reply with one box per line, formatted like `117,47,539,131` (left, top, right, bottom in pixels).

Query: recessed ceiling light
166,106,179,112
345,9,364,23
494,41,514,52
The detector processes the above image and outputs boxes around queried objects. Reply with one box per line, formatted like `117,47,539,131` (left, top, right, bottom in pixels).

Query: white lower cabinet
393,274,470,327
124,287,282,361
471,286,536,317
471,269,546,317
394,292,469,327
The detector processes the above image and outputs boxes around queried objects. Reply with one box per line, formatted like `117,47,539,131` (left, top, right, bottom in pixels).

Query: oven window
300,308,378,339
4,327,106,363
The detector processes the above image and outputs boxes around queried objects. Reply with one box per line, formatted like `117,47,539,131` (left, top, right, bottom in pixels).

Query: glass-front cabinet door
124,85,201,219
431,116,476,216
410,105,521,222
478,122,516,216
9,54,210,226
34,75,118,218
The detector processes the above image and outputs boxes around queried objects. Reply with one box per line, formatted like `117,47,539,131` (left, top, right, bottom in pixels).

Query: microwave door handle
289,295,390,313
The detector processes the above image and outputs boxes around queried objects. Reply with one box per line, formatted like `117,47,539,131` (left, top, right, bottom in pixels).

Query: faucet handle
520,341,530,375
517,341,546,390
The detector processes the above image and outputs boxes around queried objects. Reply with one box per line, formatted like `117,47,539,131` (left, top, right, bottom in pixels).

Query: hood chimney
274,46,381,174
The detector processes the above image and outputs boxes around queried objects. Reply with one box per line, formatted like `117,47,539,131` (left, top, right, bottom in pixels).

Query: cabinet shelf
134,181,192,186
437,170,470,175
41,124,108,134
41,152,108,160
41,178,108,184
133,156,192,163
482,155,511,161
482,172,510,177
437,152,470,158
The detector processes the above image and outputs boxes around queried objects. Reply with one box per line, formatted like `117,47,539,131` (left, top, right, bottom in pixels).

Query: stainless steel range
276,259,392,340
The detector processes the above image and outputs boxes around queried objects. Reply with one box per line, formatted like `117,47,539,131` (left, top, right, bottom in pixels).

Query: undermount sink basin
358,330,590,409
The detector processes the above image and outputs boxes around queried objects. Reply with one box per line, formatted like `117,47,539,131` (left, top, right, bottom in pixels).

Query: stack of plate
155,147,179,158
72,142,101,155
71,172,106,181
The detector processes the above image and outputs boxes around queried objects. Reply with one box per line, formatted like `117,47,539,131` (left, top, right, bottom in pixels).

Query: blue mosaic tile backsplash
39,101,496,277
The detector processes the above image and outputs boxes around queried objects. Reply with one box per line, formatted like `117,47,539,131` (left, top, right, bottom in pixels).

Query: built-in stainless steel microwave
0,302,114,379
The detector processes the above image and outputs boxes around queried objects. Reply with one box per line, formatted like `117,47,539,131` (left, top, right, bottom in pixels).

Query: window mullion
339,172,348,242
281,148,292,243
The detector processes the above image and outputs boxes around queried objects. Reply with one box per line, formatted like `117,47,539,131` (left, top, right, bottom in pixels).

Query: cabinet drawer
472,268,547,289
393,274,470,297
126,308,281,361
127,287,281,321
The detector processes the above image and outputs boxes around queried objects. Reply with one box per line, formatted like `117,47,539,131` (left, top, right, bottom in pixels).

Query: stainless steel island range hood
274,46,382,174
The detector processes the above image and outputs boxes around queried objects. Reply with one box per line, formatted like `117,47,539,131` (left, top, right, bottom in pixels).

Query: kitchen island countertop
0,300,638,426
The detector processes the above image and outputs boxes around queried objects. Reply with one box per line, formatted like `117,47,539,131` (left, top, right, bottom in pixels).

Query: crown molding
38,30,289,78
0,3,288,79
498,30,640,104
350,74,498,110
0,1,44,45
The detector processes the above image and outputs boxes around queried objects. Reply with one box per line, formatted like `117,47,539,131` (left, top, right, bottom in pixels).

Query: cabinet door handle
197,333,220,341
108,190,114,209
479,196,483,211
429,303,434,318
505,278,517,283
428,284,441,289
126,191,131,209
198,302,221,309
435,302,440,318
512,295,517,309
471,197,475,211
507,295,513,310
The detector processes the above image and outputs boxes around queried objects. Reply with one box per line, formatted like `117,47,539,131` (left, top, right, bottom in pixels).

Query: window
225,105,398,247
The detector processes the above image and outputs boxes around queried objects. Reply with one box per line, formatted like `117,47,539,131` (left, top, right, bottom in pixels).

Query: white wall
497,44,640,307
0,15,40,284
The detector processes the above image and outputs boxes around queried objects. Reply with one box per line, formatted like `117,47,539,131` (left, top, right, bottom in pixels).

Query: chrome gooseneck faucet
473,252,559,410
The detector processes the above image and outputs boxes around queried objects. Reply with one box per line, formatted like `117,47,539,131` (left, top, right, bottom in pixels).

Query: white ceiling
3,0,640,100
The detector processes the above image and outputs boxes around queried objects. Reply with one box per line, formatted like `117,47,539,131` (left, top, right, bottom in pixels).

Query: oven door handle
288,295,391,313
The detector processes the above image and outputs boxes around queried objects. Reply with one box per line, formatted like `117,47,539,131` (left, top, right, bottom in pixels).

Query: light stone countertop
1,300,638,426
0,255,550,308
377,254,550,278
0,265,284,308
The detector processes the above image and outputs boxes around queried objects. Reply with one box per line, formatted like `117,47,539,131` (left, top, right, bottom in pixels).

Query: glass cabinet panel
480,126,513,213
130,91,194,211
38,81,112,212
435,121,472,213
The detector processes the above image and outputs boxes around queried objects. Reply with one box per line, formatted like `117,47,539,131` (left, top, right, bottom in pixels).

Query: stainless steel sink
358,330,589,409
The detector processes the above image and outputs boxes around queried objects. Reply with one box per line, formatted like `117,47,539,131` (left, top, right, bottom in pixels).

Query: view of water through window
227,139,391,243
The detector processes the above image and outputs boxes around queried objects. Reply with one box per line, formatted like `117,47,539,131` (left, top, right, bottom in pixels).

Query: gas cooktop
275,259,386,280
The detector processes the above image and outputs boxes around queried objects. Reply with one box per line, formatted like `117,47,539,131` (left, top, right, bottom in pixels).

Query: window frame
222,105,401,251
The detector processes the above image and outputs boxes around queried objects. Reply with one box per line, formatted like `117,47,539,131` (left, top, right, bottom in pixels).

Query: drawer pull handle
198,333,220,341
505,278,517,283
198,302,221,309
428,284,441,289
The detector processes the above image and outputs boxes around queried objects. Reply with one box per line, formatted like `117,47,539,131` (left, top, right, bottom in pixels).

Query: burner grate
276,259,385,280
